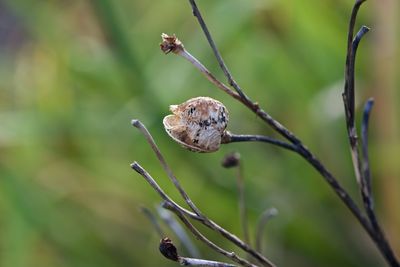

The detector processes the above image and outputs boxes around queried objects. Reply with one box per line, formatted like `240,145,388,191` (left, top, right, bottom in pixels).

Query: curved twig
132,119,203,217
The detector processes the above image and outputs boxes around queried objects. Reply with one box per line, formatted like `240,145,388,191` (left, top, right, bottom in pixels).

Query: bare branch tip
130,162,139,170
160,33,184,54
131,119,141,128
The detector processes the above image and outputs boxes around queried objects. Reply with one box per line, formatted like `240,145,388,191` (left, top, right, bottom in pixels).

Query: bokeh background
0,0,399,266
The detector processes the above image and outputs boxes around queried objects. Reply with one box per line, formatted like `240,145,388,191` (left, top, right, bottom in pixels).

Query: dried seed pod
163,96,229,152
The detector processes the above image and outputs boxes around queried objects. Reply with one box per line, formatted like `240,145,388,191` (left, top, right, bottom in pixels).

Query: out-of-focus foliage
0,0,399,266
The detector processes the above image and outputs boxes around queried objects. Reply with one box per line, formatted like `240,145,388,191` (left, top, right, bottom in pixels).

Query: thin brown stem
178,257,236,267
222,132,297,152
131,119,202,216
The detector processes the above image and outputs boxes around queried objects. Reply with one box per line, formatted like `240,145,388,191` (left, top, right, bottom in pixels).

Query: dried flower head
163,96,229,152
160,33,184,54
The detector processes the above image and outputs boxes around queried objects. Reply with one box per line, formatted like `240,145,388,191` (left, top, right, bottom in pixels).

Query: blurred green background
0,0,399,266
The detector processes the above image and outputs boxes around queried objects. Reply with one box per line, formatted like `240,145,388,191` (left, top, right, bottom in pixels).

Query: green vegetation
0,0,399,266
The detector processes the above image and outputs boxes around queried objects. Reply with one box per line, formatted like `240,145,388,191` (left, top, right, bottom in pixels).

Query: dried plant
131,0,399,266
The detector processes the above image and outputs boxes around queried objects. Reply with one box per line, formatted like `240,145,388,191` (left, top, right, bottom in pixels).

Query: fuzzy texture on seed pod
163,97,229,152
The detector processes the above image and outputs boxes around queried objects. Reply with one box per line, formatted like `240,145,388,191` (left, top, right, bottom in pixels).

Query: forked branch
157,0,399,266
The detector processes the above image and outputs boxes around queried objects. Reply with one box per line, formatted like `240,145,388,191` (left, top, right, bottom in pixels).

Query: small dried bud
159,237,179,262
160,33,184,54
163,96,229,153
221,152,241,168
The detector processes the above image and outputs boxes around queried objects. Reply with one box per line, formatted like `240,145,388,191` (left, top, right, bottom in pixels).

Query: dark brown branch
344,25,370,186
222,132,297,152
361,98,374,200
360,100,399,267
187,0,249,102
343,0,367,129
360,98,375,224
342,0,369,187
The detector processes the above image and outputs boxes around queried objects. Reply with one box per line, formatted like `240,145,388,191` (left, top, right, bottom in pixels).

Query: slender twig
344,24,370,186
131,119,202,216
360,100,399,267
255,208,278,253
187,0,249,102
132,120,276,267
360,98,375,222
341,2,400,265
132,163,257,267
157,205,201,258
179,257,236,267
343,0,367,129
160,33,241,102
140,206,165,238
361,98,374,201
222,132,297,152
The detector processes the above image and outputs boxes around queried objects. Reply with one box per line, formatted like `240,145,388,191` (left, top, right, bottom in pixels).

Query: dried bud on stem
159,237,237,267
159,237,179,262
222,152,241,168
160,33,184,54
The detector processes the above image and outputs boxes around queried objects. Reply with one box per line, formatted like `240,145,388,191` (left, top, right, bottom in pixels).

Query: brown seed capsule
163,96,229,152
159,237,179,262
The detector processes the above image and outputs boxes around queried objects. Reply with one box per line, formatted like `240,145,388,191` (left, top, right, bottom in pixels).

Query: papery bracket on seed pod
163,96,229,152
